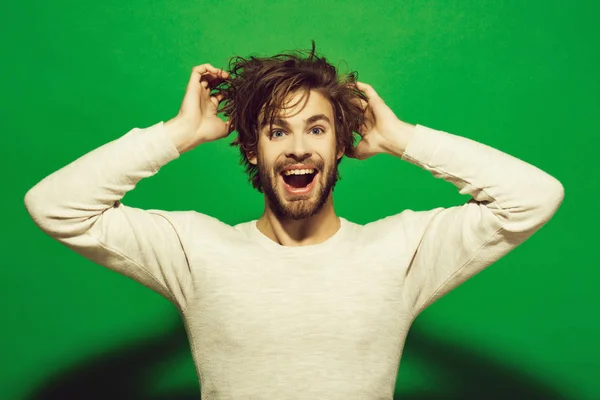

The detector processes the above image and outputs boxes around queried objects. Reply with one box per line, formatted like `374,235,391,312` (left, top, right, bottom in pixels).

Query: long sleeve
397,124,564,318
24,121,194,311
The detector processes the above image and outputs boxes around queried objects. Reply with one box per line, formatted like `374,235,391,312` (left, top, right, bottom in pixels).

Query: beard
257,156,339,221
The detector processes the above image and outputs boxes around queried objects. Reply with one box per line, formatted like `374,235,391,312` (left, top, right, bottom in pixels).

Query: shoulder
361,208,443,238
145,209,242,242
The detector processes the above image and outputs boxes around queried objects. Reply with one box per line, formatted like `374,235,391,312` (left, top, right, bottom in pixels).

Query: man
24,44,564,399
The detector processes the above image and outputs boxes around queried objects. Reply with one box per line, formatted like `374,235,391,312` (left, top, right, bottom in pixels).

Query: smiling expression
248,89,344,220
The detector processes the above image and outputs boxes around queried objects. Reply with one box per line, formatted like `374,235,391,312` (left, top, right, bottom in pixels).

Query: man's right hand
165,64,231,154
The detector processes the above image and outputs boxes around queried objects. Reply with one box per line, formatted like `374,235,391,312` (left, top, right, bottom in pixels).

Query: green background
2,0,597,399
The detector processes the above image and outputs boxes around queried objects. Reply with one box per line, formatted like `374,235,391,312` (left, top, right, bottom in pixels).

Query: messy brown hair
213,41,368,193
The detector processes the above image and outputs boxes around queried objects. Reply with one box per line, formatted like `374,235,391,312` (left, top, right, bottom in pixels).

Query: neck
256,194,341,247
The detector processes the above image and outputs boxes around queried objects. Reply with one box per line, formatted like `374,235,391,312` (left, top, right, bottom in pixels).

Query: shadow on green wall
24,318,568,400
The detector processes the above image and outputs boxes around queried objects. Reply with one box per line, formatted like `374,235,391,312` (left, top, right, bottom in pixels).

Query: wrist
164,116,200,154
384,120,416,157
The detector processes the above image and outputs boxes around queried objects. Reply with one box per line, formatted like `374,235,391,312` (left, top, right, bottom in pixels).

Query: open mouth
281,170,318,190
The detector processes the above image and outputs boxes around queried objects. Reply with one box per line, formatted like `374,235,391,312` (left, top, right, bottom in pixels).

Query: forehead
260,89,334,127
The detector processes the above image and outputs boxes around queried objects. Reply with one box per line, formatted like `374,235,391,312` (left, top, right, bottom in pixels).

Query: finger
200,74,230,93
346,81,369,110
354,81,370,92
191,63,221,77
355,81,380,101
356,123,366,136
201,67,229,82
358,98,368,110
201,70,229,84
207,92,226,108
189,64,228,88
348,92,368,111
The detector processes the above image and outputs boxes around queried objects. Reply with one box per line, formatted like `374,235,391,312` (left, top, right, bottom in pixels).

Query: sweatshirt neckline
247,217,349,255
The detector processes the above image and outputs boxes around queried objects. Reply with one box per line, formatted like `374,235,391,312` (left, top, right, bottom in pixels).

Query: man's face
248,89,343,220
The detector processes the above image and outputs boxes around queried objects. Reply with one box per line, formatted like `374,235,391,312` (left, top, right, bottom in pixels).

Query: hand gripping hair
212,40,368,193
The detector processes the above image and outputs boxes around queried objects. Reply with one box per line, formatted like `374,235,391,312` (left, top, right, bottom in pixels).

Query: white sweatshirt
24,121,564,399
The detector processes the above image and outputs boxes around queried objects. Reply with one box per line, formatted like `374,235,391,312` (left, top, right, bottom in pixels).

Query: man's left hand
348,81,415,160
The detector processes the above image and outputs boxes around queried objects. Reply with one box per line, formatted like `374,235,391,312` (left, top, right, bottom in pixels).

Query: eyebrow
260,114,331,130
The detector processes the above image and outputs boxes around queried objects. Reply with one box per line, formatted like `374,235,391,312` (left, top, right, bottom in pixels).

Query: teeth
283,168,315,176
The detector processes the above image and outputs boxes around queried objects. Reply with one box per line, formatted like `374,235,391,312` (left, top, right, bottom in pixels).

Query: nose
285,132,312,160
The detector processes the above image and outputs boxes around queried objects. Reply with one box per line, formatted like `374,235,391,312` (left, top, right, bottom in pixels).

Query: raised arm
24,64,232,312
397,124,563,318
351,82,564,318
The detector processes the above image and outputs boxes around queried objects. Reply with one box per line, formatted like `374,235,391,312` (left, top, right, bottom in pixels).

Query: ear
336,146,345,160
248,151,257,165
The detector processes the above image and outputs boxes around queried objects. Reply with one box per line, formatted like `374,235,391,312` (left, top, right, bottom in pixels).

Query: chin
259,166,336,220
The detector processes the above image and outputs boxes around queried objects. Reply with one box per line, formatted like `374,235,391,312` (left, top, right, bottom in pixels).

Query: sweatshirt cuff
127,121,181,171
401,124,445,167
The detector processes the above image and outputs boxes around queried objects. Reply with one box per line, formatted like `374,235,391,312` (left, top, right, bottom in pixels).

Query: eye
310,127,325,135
270,129,285,138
